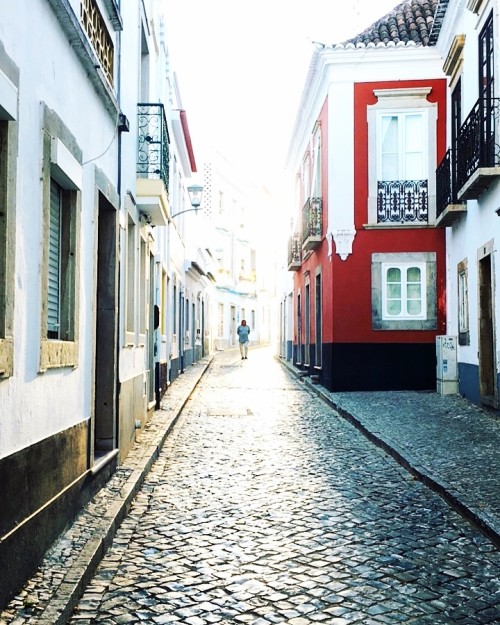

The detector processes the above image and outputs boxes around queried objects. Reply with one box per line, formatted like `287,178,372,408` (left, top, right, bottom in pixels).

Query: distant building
202,153,279,351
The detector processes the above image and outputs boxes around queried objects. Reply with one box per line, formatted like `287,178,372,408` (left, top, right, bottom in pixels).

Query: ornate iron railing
436,148,457,218
456,97,500,192
137,103,170,189
302,197,322,244
288,232,302,267
377,180,428,223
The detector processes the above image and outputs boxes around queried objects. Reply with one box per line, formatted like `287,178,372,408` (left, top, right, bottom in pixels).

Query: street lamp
171,184,204,219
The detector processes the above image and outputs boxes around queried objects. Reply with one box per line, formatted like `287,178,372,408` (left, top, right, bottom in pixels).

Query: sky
164,0,399,189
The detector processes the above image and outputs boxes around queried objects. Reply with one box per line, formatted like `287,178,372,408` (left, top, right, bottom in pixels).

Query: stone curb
29,355,214,625
279,357,500,548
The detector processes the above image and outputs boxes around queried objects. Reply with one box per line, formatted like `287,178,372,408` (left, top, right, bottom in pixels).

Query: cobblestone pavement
60,347,499,624
0,356,213,625
305,384,500,547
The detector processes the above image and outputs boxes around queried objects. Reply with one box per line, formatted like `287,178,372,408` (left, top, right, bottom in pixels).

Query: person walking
237,319,250,359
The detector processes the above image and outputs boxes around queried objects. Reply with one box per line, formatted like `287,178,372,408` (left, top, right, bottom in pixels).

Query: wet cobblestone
62,348,499,624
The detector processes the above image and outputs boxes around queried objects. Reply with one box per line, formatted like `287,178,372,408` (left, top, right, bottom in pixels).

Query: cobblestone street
63,347,500,625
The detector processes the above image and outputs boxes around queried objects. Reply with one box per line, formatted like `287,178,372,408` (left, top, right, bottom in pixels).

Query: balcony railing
377,179,428,223
288,233,302,271
456,97,500,198
302,197,322,250
137,103,170,190
435,148,466,226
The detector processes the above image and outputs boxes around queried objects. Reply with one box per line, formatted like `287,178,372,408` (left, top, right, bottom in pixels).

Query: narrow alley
64,348,499,625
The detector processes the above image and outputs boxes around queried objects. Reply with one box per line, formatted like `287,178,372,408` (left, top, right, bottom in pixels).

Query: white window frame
372,252,437,331
302,151,311,205
125,214,137,342
377,111,428,182
367,88,437,226
381,262,427,321
0,63,18,379
311,124,322,198
40,106,82,371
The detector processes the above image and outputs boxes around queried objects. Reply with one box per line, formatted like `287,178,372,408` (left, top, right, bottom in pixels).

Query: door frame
478,239,497,408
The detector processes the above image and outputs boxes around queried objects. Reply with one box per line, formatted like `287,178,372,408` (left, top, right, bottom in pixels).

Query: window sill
39,339,78,372
363,223,435,230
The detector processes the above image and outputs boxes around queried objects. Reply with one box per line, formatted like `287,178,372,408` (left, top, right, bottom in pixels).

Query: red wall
330,79,447,344
295,78,448,347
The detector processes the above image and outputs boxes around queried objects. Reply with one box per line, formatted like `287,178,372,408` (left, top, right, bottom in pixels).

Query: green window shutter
48,179,61,338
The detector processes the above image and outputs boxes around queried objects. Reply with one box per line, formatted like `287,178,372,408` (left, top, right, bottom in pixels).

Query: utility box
436,335,458,395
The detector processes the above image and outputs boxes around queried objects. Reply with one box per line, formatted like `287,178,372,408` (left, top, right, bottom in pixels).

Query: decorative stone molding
332,229,356,261
467,0,486,15
443,35,466,80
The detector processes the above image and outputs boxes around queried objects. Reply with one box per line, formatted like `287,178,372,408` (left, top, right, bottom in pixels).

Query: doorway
93,193,119,458
478,242,497,408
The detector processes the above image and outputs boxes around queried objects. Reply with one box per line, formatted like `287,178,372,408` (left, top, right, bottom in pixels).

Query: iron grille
436,148,455,218
456,97,500,192
288,233,302,266
377,180,428,223
137,103,170,190
302,197,322,244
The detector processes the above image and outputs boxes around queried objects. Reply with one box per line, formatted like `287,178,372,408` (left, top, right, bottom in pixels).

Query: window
161,269,167,335
173,284,177,334
126,217,136,336
218,303,224,337
0,61,18,379
382,263,426,320
311,125,322,198
367,88,437,225
302,152,310,204
45,179,78,342
372,252,436,330
379,113,425,181
40,106,82,371
458,259,470,345
139,237,147,336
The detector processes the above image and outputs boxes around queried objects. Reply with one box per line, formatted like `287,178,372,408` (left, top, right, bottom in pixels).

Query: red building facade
287,1,448,391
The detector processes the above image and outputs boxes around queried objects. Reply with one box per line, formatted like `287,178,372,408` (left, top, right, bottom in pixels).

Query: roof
342,0,441,48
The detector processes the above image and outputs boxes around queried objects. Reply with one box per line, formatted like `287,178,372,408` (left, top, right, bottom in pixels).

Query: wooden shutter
48,179,61,338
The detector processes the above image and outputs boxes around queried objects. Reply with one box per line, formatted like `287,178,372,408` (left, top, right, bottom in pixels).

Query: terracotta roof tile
342,0,440,47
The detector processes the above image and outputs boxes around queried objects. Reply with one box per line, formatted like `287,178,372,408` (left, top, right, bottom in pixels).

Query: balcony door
479,12,495,166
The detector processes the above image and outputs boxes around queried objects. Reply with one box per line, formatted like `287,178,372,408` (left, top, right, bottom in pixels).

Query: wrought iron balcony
137,103,170,189
302,197,322,251
288,233,302,271
377,180,428,224
435,148,466,227
456,97,500,199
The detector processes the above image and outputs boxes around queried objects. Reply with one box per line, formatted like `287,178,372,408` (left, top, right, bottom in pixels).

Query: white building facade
435,0,500,408
201,154,278,352
0,0,212,606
